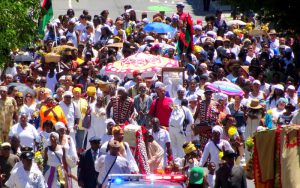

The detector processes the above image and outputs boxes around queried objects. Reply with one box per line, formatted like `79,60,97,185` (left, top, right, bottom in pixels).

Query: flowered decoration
34,151,44,171
219,151,224,159
228,126,238,137
245,136,254,150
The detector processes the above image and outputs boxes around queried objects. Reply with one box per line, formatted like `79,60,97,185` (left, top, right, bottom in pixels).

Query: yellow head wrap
183,142,196,155
73,87,82,94
15,92,23,97
87,86,96,97
193,45,203,54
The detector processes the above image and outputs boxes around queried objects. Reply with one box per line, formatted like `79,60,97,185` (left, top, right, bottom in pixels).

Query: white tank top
66,31,78,47
46,72,57,92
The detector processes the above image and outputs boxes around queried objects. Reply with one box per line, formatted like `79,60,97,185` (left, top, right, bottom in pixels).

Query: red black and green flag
39,0,53,35
176,14,194,55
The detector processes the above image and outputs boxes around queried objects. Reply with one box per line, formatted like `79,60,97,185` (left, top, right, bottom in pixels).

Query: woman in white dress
85,96,106,149
43,132,64,188
55,122,78,188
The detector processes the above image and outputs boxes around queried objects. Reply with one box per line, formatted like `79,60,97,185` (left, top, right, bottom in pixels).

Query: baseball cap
189,167,204,184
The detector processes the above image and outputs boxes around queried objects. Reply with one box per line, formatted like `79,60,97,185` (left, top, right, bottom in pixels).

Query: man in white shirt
100,126,139,173
199,125,234,170
59,91,81,145
172,85,186,106
95,140,131,187
148,117,172,167
5,151,46,188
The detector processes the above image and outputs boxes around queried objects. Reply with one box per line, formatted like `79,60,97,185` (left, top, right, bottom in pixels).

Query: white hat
54,122,66,131
105,118,116,125
253,80,261,85
0,86,8,92
125,8,133,13
176,2,185,7
117,86,126,92
273,84,284,91
145,36,155,41
215,93,228,101
287,85,295,90
177,85,185,92
194,25,202,31
206,31,217,39
139,83,147,88
142,18,149,24
59,75,66,81
188,95,198,102
1,142,11,148
63,91,73,98
224,31,234,37
212,125,223,136
69,18,76,24
155,81,165,89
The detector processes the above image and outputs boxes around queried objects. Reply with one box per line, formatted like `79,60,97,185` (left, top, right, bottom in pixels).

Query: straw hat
248,99,262,109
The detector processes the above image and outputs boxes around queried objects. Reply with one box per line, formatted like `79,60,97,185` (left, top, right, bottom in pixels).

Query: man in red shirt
148,82,173,128
176,2,189,21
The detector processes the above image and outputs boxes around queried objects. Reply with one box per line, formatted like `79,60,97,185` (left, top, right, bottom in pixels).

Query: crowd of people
0,1,299,188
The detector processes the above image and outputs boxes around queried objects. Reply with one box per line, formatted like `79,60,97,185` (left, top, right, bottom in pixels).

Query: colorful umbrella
147,5,173,12
105,52,178,78
144,22,175,34
207,81,244,96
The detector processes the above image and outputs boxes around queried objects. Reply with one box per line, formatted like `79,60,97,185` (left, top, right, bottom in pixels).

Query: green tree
228,0,299,33
0,0,40,66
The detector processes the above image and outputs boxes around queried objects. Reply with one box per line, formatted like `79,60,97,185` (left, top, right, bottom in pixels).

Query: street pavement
53,0,208,23
53,0,254,187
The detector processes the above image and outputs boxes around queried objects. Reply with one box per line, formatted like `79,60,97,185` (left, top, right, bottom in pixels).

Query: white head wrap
212,125,224,136
54,122,66,131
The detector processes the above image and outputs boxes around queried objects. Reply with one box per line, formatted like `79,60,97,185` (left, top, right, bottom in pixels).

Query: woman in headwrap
43,132,65,188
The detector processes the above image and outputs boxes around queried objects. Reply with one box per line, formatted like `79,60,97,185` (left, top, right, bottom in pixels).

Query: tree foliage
0,0,40,66
228,0,299,33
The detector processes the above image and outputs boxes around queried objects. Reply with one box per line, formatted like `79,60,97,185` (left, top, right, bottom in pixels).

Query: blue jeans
75,130,86,149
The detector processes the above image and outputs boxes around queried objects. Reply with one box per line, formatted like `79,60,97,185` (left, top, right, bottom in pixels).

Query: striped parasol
207,81,244,96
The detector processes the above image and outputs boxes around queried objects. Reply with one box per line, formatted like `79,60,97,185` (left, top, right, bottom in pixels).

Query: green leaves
0,0,40,66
